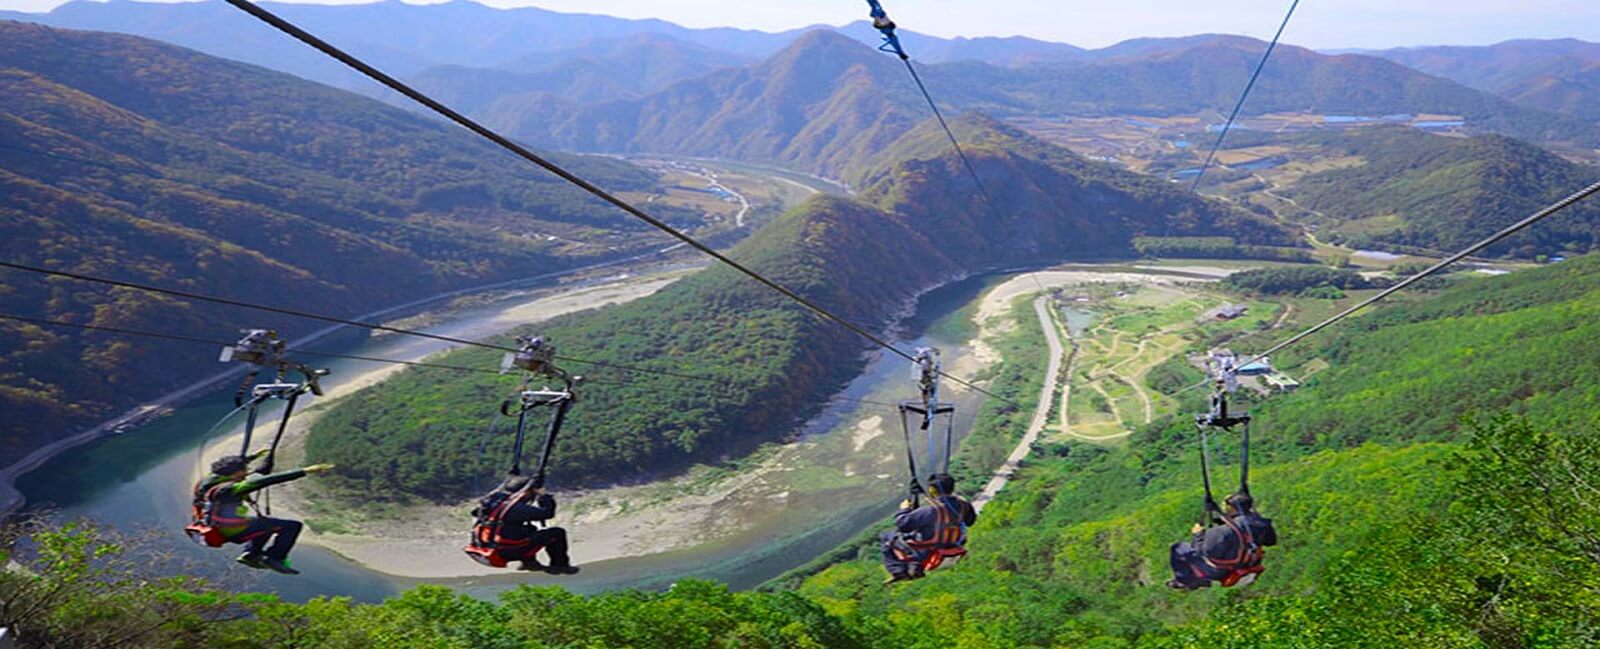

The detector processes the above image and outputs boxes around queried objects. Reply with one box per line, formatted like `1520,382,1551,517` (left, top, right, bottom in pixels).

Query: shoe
882,573,914,585
236,552,269,570
263,558,301,575
1165,579,1189,590
543,564,580,575
517,559,547,572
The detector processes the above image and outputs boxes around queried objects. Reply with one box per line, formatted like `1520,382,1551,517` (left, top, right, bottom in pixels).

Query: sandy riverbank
189,274,685,578
198,279,1016,580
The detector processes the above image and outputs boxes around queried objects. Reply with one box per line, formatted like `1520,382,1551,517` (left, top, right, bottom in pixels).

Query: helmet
211,455,249,476
1224,492,1254,515
499,474,531,493
927,473,956,496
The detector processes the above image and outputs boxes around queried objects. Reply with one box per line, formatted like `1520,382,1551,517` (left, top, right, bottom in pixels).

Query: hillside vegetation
9,256,1600,647
0,22,680,464
306,118,1293,498
1279,128,1600,258
787,252,1600,646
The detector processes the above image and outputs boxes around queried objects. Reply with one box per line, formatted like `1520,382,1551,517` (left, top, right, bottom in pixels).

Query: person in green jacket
192,453,334,574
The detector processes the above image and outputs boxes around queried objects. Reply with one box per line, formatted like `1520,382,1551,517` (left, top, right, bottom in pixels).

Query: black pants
880,531,920,580
1169,541,1222,587
237,517,301,560
505,526,572,567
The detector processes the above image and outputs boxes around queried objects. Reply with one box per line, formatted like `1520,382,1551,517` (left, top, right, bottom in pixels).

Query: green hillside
1280,128,1600,258
0,21,685,464
787,252,1600,646
305,117,1293,499
9,254,1598,647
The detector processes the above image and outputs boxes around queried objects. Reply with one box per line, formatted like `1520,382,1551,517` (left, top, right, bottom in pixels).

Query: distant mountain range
481,31,1600,179
0,20,676,463
0,0,1082,91
1363,39,1600,122
6,1,1595,155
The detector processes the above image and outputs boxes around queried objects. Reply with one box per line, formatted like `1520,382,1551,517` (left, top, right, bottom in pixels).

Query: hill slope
1279,127,1600,257
795,252,1600,646
306,118,1294,497
0,21,675,464
1368,39,1600,122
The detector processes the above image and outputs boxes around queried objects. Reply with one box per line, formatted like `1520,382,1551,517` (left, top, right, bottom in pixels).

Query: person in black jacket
1168,492,1277,590
881,473,977,583
474,475,579,575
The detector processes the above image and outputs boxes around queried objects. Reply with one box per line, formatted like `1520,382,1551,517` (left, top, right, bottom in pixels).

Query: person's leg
231,521,272,568
880,532,913,582
533,528,577,574
537,528,570,566
1167,541,1205,589
261,518,302,560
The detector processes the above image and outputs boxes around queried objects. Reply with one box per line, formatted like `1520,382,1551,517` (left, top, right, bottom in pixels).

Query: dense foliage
0,22,686,463
789,252,1600,645
1220,267,1387,295
307,195,957,498
1283,128,1600,258
1132,237,1314,262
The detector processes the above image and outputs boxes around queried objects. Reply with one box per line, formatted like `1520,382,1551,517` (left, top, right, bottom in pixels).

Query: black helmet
1224,492,1254,514
499,474,531,493
211,455,249,476
927,473,956,496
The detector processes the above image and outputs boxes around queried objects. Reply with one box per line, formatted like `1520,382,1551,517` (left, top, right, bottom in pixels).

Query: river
19,271,1001,603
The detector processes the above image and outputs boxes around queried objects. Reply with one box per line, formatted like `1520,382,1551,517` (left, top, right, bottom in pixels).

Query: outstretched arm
231,463,333,495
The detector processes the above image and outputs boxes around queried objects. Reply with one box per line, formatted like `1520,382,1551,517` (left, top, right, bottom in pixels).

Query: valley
3,4,1600,647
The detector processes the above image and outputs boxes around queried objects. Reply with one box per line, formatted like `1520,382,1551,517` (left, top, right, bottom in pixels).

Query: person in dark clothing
881,473,977,583
473,475,579,575
191,453,334,575
1168,492,1277,590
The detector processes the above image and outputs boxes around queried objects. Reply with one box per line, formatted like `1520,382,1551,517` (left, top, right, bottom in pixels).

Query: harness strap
1205,515,1260,569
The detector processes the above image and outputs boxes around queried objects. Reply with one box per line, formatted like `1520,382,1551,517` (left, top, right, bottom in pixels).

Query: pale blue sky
4,0,1599,50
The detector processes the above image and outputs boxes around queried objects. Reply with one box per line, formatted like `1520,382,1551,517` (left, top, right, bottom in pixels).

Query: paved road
973,295,1065,513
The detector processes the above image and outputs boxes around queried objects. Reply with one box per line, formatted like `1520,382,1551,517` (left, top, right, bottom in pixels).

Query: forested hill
1279,127,1600,258
789,254,1600,646
1365,39,1600,122
0,21,674,464
308,118,1293,498
493,30,928,180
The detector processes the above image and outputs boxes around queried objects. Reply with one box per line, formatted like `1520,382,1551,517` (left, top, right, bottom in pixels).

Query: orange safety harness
891,496,969,573
1203,514,1266,587
464,484,543,568
185,480,254,548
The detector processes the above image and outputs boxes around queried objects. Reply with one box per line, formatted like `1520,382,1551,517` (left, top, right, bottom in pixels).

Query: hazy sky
4,0,1599,50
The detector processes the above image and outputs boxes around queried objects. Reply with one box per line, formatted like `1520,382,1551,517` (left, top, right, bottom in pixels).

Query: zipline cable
0,311,909,408
865,1,1053,297
1234,179,1600,370
0,311,724,388
1175,178,1600,397
217,0,1009,405
1187,0,1300,194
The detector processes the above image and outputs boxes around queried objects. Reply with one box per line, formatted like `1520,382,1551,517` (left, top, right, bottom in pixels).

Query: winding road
973,295,1064,512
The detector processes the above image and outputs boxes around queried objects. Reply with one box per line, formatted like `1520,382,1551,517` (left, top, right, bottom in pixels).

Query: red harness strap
1203,515,1265,587
464,487,545,568
894,498,969,572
